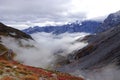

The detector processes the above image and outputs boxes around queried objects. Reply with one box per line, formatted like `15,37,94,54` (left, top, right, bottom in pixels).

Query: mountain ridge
23,20,102,34
0,22,33,39
23,11,120,35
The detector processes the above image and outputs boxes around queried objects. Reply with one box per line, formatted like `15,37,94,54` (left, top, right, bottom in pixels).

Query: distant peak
112,10,120,16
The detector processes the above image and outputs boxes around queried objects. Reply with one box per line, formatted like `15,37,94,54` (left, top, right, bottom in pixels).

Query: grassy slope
0,44,83,80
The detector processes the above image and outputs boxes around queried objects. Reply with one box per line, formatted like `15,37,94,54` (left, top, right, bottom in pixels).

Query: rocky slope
56,23,120,72
0,23,83,80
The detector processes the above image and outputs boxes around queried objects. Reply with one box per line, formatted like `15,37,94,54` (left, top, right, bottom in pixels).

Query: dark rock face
56,25,120,72
0,23,33,39
74,25,120,62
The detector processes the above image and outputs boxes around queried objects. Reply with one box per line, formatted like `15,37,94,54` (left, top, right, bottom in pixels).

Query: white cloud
71,0,120,19
1,32,89,68
0,0,120,29
71,64,120,80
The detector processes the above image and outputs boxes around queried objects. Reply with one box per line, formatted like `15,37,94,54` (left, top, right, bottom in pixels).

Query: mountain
97,10,120,32
0,22,33,39
55,21,120,73
0,22,83,80
23,11,120,35
23,20,102,34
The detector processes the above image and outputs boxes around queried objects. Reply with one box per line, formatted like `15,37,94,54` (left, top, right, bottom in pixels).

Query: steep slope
0,23,83,80
0,22,32,39
56,24,120,72
0,60,84,80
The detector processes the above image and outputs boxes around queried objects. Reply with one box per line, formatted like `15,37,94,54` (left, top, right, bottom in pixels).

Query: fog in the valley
1,32,120,80
1,32,89,68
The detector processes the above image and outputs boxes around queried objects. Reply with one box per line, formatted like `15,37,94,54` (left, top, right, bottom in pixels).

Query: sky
0,0,120,29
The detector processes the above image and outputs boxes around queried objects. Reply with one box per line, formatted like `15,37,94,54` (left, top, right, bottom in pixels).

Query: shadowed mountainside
0,22,33,39
56,24,120,72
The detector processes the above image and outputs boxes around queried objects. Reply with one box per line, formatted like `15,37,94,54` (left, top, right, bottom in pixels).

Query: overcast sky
0,0,120,29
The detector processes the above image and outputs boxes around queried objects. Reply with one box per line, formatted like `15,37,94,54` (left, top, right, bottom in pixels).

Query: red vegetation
0,60,84,80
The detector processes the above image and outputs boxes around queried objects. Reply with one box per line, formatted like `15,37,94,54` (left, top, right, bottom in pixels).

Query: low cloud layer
71,64,120,80
1,32,89,68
